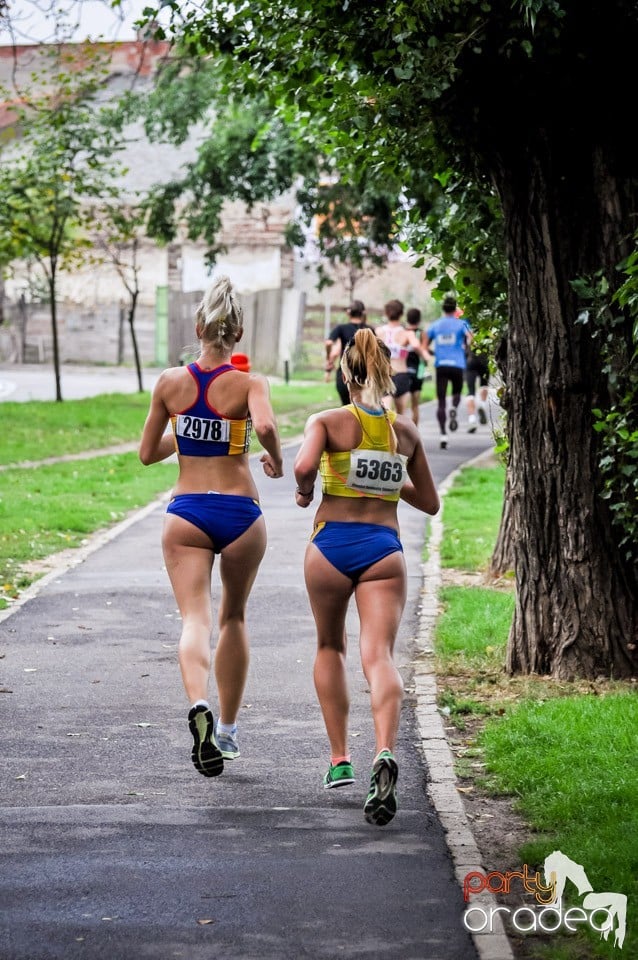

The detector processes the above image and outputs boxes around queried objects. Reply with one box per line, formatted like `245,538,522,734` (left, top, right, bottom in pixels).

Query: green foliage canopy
120,53,403,288
141,0,515,325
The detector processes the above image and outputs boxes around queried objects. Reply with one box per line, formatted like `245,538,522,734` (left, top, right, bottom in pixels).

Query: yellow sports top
320,403,408,501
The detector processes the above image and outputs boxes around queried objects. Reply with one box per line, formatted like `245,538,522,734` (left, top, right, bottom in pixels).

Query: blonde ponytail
341,329,398,451
195,275,243,349
340,328,395,405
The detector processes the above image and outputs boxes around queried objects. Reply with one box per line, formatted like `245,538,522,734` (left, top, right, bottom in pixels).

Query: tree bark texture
490,468,514,577
492,141,637,680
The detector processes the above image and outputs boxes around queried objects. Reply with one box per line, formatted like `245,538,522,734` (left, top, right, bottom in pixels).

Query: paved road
0,363,163,402
0,385,497,960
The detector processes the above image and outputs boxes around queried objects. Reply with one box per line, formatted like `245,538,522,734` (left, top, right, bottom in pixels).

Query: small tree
0,42,125,400
287,175,400,302
90,199,149,391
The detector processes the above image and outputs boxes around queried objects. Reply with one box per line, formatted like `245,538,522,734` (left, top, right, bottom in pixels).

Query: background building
0,38,435,372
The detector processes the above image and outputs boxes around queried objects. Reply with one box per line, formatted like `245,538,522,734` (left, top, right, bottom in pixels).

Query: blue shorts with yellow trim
166,492,262,553
309,521,403,585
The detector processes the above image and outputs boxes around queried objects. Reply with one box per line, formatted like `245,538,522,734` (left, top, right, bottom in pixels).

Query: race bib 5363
346,449,408,495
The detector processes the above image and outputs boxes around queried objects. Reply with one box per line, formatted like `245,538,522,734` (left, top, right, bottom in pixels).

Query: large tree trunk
492,144,637,680
490,469,514,577
490,335,514,577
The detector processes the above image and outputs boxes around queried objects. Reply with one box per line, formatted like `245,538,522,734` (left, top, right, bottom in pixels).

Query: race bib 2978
174,415,230,442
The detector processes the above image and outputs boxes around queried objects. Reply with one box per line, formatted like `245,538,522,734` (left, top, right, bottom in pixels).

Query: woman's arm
398,423,440,515
139,374,175,465
293,414,327,507
247,373,284,478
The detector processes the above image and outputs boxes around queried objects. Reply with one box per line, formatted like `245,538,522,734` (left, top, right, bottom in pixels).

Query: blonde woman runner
294,328,439,825
139,275,284,777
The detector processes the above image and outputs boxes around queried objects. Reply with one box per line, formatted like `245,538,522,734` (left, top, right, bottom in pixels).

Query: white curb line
414,449,515,960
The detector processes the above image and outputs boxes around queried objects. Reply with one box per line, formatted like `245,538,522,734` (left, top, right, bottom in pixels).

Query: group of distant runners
325,294,490,449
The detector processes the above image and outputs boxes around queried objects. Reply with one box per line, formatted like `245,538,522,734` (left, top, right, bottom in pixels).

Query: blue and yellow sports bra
320,403,408,501
171,362,252,457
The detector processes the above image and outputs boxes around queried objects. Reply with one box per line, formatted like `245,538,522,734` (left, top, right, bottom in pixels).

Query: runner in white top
375,299,431,415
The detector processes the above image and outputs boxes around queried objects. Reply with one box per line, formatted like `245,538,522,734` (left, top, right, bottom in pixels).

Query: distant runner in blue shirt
427,296,472,448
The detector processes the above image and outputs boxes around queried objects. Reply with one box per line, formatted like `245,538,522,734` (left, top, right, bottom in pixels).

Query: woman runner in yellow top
293,327,439,825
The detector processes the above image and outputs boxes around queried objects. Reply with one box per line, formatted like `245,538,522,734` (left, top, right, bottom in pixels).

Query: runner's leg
304,543,353,758
216,515,267,725
354,552,406,754
162,515,215,704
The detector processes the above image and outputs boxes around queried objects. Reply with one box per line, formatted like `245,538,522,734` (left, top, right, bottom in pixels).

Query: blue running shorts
166,492,262,553
310,521,403,584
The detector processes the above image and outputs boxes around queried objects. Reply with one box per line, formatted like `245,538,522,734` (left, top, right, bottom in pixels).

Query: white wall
181,246,282,294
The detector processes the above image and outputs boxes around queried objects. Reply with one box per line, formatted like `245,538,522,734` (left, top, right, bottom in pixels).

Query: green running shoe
364,750,398,826
323,760,355,789
188,705,224,777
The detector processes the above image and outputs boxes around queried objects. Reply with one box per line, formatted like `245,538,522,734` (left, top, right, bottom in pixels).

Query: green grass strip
433,460,636,959
479,693,638,958
439,462,506,570
1,393,151,464
435,585,513,669
0,381,339,465
433,585,514,727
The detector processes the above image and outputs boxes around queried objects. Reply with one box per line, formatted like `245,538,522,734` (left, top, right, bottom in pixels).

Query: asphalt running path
0,363,164,402
0,390,497,960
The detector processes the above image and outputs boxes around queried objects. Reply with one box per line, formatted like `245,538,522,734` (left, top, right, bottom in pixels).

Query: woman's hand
260,453,283,478
295,487,314,507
